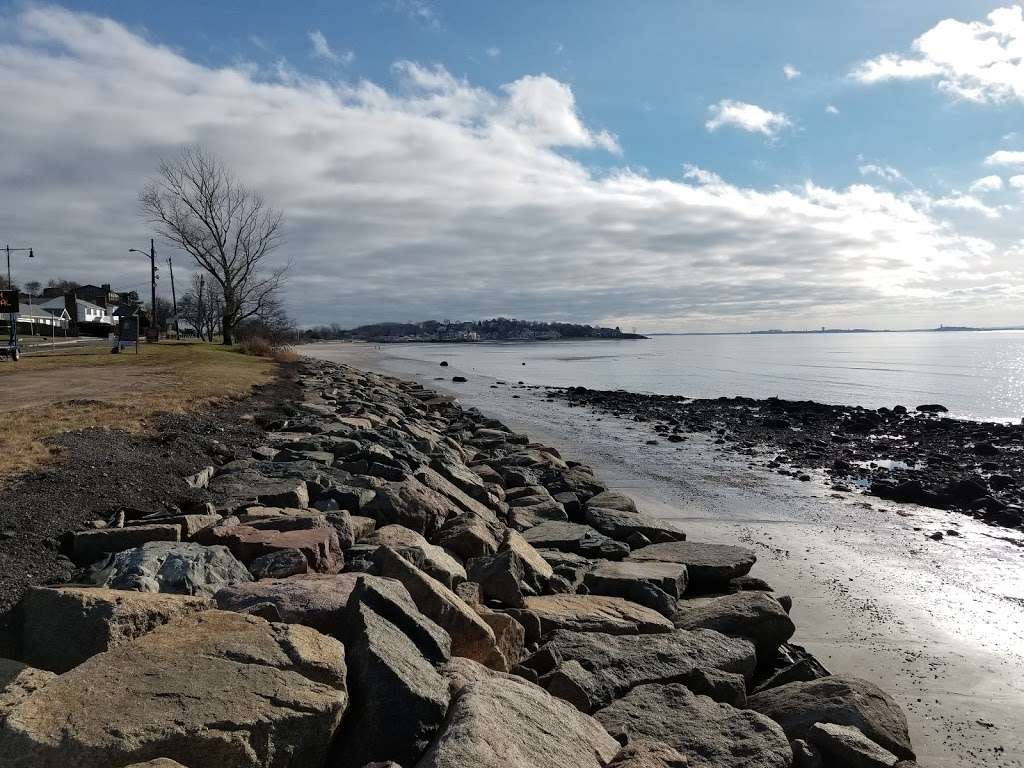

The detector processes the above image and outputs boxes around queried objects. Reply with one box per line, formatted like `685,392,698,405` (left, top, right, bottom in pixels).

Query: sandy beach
300,340,1024,768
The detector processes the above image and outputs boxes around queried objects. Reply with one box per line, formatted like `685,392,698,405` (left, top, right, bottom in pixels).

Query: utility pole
4,243,34,352
167,253,179,338
129,239,159,338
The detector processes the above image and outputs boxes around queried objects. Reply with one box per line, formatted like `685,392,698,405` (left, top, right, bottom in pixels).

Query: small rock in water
452,376,468,383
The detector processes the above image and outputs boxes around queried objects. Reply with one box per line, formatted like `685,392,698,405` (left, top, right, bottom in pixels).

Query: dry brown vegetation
0,342,276,484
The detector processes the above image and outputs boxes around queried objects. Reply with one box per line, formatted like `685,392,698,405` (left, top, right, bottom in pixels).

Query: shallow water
300,341,1024,767
362,330,1024,423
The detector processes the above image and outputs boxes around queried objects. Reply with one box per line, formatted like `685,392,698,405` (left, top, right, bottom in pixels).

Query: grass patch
0,342,276,484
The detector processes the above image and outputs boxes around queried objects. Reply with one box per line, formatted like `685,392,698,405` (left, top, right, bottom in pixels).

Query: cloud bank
0,6,1017,331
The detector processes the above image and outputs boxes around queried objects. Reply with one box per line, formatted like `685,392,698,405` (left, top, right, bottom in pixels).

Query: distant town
303,318,647,343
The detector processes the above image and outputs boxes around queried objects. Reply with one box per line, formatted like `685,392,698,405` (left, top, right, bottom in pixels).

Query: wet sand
300,342,1024,767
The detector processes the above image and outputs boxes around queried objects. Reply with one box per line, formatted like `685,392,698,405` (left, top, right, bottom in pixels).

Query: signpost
116,312,140,355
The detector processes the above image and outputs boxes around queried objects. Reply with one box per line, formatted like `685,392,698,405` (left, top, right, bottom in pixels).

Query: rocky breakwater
547,387,1024,533
0,359,926,767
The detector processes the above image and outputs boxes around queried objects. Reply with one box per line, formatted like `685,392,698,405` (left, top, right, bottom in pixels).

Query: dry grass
0,342,276,484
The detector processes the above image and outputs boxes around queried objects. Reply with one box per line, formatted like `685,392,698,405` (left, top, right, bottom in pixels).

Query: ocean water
364,330,1024,423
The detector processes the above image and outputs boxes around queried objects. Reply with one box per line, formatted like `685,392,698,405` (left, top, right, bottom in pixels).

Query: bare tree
178,272,223,341
140,146,286,344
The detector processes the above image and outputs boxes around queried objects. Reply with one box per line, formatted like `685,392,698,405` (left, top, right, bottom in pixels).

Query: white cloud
859,164,905,183
931,194,1001,219
783,64,801,80
390,0,441,29
985,149,1024,165
825,104,840,114
705,100,791,138
308,30,354,64
485,46,500,58
850,6,1024,103
0,6,1016,331
969,174,1004,192
1009,174,1024,188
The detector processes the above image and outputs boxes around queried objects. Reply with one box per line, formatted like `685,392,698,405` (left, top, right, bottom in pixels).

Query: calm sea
366,330,1024,423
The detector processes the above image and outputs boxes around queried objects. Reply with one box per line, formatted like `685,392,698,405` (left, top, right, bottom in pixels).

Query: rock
90,542,252,597
607,741,688,768
122,761,189,768
508,595,673,641
415,672,620,768
914,404,947,413
0,660,54,725
595,683,791,768
521,522,630,561
628,541,756,591
184,466,215,489
807,722,899,767
792,739,824,768
500,530,554,588
544,466,607,502
753,657,830,694
584,507,686,545
213,573,365,636
468,549,529,608
375,547,505,670
71,524,182,565
452,376,467,382
524,628,755,712
332,579,450,768
248,548,309,579
0,611,347,768
21,586,212,673
208,469,310,510
365,477,462,537
344,576,451,665
476,605,526,667
585,490,638,513
584,561,688,617
672,592,795,659
747,676,914,761
125,513,221,538
435,516,499,561
198,524,343,574
366,525,466,588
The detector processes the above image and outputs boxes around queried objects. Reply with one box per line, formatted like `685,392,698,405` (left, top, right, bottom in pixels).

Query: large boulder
21,586,212,673
0,611,347,768
332,579,451,768
207,470,309,510
521,522,629,561
584,490,638,513
628,541,756,591
807,722,899,767
523,628,755,712
364,477,462,537
197,524,343,574
90,542,252,596
595,683,792,768
500,530,553,589
607,741,688,768
672,592,795,659
584,561,688,617
435,516,499,561
71,524,181,565
374,547,505,670
467,550,530,608
414,672,620,768
508,595,673,641
747,676,914,761
584,507,686,545
365,525,466,588
213,573,365,636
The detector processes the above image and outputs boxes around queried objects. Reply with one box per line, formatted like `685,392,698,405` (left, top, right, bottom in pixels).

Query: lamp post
128,239,158,338
4,244,34,351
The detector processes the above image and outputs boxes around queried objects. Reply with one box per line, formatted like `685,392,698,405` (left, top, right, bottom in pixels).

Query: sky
1,1,1024,332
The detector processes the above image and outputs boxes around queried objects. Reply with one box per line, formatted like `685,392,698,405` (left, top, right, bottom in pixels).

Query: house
40,296,114,325
16,303,70,332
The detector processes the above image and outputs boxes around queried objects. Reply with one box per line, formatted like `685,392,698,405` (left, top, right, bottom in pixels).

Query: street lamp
128,239,159,338
4,244,34,353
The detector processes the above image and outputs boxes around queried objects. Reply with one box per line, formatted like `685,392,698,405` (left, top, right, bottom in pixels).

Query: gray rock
414,672,620,768
184,466,215,489
595,683,792,768
365,477,463,537
333,585,450,768
507,595,673,642
344,576,451,665
584,507,686,545
213,573,366,636
125,514,221,539
672,592,795,659
248,548,309,579
584,490,638,513
792,739,824,768
607,741,688,768
0,660,54,726
365,525,466,588
747,676,914,761
500,530,554,590
628,541,756,591
524,628,755,712
468,550,529,608
90,542,252,597
522,522,630,561
436,515,500,561
510,499,569,528
753,658,830,694
584,561,688,617
807,722,899,767
208,469,310,510
72,524,182,566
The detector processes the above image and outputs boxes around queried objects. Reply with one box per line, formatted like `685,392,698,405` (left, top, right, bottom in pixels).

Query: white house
18,303,70,330
40,296,115,325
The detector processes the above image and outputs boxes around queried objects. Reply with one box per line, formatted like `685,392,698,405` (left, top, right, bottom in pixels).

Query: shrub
238,336,273,357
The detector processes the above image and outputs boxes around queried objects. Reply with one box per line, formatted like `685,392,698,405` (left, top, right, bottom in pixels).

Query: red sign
0,291,19,313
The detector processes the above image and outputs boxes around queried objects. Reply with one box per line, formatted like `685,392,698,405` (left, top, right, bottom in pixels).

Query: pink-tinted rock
198,524,342,574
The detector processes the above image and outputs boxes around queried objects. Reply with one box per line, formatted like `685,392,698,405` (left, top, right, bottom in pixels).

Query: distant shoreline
648,326,1024,337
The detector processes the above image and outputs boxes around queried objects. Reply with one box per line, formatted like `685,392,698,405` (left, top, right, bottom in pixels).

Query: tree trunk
222,312,234,345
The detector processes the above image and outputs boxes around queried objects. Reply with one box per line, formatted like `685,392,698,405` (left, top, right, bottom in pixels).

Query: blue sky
2,1,1024,330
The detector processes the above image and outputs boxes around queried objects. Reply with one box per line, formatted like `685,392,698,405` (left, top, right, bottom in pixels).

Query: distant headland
649,323,1024,336
303,318,648,343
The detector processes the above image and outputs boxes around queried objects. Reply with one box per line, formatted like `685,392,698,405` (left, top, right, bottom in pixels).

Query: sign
117,315,139,349
0,290,19,313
